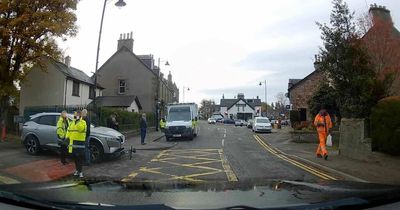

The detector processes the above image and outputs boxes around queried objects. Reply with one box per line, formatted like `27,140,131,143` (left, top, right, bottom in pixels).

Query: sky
58,0,400,105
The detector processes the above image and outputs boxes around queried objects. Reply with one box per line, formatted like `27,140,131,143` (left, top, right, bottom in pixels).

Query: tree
199,99,215,119
0,1,78,122
308,82,339,118
275,92,289,106
317,0,377,118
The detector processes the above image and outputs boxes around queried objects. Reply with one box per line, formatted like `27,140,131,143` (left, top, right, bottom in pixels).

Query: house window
72,80,80,96
89,86,95,99
119,79,126,94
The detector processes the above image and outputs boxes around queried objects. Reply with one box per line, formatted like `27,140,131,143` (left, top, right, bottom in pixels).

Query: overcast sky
58,0,400,105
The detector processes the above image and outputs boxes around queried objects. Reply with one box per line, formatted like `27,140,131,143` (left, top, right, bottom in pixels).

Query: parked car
234,119,245,126
252,117,272,133
247,119,253,128
207,118,216,124
216,118,224,123
21,112,125,162
223,119,235,124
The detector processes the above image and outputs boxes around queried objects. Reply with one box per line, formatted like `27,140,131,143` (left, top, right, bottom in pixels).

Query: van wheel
90,140,104,163
25,135,40,155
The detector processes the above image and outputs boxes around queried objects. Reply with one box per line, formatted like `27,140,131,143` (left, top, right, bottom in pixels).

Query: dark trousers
60,143,68,163
85,137,90,164
73,148,84,173
140,128,147,143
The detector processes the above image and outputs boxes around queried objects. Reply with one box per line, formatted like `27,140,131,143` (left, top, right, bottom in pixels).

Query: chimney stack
117,31,134,52
64,56,71,68
369,4,393,25
313,54,322,71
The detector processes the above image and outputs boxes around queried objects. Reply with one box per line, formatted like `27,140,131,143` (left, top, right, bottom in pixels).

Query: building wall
227,100,256,119
64,79,100,106
126,101,139,113
97,48,157,112
19,62,65,115
289,71,324,120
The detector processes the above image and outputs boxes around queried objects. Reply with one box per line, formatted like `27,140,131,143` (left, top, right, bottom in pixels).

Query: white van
164,103,198,140
252,117,272,133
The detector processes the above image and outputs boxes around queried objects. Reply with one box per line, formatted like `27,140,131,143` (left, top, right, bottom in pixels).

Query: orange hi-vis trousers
316,131,328,156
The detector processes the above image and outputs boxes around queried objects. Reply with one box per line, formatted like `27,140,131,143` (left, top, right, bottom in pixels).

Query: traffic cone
1,126,6,142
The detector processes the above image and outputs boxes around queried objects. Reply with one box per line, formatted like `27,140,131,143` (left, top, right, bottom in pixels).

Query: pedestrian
159,117,166,132
56,110,69,165
81,109,91,165
66,110,87,178
140,113,147,145
107,113,119,131
314,107,332,160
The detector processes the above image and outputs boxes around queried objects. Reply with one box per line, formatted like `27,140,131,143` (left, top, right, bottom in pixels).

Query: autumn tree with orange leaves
0,1,78,123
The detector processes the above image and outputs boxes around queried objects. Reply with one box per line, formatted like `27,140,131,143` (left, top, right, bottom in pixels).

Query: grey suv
21,112,125,162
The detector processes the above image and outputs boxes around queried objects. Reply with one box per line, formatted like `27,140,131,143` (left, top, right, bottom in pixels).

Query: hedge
370,96,400,155
97,107,155,132
289,110,300,128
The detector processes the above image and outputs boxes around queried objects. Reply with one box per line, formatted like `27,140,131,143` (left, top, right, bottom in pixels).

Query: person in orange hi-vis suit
314,108,332,160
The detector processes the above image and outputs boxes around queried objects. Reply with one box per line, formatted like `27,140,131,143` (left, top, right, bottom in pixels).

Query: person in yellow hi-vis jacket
66,110,87,178
56,111,69,165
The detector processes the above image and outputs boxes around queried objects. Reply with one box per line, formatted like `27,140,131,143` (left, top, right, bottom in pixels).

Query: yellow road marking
0,175,20,184
219,150,238,182
121,148,238,182
253,135,337,180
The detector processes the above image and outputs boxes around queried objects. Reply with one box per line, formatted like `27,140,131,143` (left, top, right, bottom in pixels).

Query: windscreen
256,118,270,123
167,106,191,122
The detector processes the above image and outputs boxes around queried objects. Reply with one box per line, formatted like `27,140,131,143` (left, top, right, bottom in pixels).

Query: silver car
21,112,125,162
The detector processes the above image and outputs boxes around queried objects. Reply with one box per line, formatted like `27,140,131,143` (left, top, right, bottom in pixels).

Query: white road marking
222,139,225,147
223,133,226,138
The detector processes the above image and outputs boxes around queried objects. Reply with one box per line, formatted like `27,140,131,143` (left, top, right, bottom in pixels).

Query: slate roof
287,70,322,91
50,58,103,88
220,98,262,109
288,79,302,89
93,95,142,110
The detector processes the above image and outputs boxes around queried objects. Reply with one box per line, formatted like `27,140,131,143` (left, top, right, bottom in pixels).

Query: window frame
38,115,57,126
118,79,126,94
72,80,80,97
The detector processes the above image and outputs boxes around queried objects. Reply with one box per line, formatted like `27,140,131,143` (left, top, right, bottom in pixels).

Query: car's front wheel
90,140,104,163
25,135,40,155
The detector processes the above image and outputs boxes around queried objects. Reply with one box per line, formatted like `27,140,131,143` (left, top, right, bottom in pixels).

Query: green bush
98,108,155,131
289,110,300,128
370,96,400,155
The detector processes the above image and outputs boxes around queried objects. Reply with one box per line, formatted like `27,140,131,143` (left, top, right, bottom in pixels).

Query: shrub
98,108,155,131
289,110,300,128
370,96,400,155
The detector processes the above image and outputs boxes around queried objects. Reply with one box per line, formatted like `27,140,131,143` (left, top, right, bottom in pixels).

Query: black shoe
317,154,322,158
324,155,328,160
141,142,146,145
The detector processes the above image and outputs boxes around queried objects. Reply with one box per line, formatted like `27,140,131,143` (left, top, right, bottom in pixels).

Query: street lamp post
93,0,126,120
182,86,190,103
155,58,169,132
259,80,267,116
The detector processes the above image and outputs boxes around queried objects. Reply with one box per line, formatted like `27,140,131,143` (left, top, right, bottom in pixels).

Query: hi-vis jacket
66,118,87,153
159,120,166,128
56,117,69,139
314,114,332,133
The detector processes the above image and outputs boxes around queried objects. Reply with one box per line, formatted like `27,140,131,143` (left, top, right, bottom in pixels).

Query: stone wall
289,70,324,120
339,118,372,161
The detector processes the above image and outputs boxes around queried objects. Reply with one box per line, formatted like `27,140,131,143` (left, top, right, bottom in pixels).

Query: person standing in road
67,110,87,178
81,109,91,165
314,107,332,160
159,117,166,132
140,113,147,145
56,111,69,165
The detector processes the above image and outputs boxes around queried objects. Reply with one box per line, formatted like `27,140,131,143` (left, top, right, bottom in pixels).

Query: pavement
1,122,399,186
262,127,400,185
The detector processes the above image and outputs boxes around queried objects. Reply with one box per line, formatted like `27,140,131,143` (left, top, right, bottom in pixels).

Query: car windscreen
256,118,270,123
167,107,191,122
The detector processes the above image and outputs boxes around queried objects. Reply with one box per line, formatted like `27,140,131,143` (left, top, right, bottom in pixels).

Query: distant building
218,93,262,120
19,56,103,115
94,95,141,112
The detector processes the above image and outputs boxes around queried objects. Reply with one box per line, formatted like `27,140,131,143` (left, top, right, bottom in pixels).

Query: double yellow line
253,135,337,180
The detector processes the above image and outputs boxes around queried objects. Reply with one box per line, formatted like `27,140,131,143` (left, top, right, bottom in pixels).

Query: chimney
117,32,134,52
313,54,321,71
222,94,225,99
369,4,393,26
168,71,172,82
64,56,71,68
237,93,244,99
256,96,259,99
